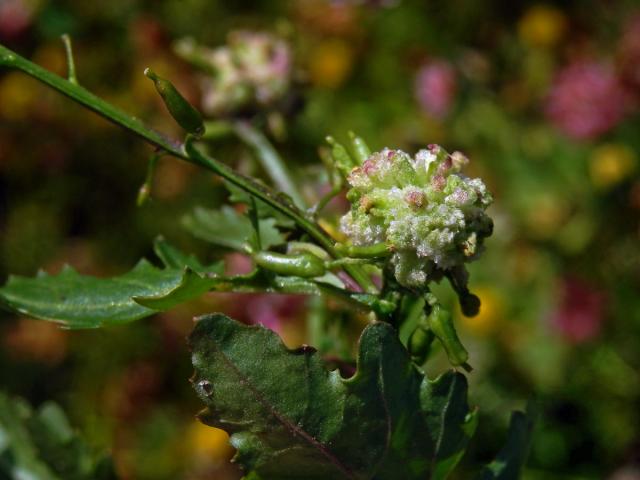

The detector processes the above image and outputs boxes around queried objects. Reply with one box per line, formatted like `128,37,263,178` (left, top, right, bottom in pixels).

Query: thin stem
232,120,305,208
60,34,78,84
0,42,377,295
0,43,184,157
185,138,377,294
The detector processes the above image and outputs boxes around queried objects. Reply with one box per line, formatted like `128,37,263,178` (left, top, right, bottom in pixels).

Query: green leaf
189,314,477,480
0,261,183,328
153,236,223,274
0,241,224,328
182,206,285,251
476,402,538,480
0,392,118,480
422,372,479,479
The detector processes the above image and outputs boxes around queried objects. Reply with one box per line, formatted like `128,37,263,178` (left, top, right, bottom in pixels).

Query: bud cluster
175,31,292,116
340,145,493,288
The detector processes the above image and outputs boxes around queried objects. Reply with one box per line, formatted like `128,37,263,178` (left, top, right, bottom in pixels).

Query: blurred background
1,0,639,479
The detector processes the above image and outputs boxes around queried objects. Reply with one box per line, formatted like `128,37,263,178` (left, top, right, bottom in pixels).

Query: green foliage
182,205,285,251
477,403,538,480
0,393,117,480
0,241,223,328
190,313,477,480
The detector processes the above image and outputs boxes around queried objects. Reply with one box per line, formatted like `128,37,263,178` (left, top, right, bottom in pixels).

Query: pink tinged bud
432,174,446,190
404,189,425,208
545,60,626,140
415,60,458,119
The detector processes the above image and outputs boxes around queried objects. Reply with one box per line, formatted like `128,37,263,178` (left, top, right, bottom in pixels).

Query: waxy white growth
340,145,493,287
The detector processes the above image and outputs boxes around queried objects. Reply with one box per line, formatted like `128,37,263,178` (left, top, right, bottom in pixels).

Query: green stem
0,42,377,295
60,34,78,85
0,43,183,157
232,120,305,208
184,139,377,294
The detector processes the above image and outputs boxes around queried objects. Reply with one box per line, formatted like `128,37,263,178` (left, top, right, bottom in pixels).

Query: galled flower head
175,31,292,116
340,144,493,288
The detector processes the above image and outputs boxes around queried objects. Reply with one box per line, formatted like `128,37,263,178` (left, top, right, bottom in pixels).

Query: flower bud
340,145,493,288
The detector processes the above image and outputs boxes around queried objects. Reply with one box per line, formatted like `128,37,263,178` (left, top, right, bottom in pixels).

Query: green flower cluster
175,31,292,116
340,145,493,288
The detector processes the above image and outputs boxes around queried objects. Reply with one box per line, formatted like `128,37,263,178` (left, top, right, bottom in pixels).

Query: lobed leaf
0,241,222,328
0,260,183,328
189,314,478,480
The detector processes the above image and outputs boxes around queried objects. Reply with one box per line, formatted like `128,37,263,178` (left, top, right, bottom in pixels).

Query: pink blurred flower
545,60,626,140
415,60,457,119
550,278,606,344
0,0,36,39
221,252,306,333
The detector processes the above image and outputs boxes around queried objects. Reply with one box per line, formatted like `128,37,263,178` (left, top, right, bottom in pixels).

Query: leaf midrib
209,339,357,480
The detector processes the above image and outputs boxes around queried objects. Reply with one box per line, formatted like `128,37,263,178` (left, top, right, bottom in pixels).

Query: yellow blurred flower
308,39,354,88
187,421,234,461
589,143,637,190
525,193,569,239
460,286,504,337
518,5,566,48
0,72,36,120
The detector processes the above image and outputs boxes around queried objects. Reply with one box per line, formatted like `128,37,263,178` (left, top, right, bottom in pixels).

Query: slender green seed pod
408,325,435,364
144,68,204,136
254,251,326,278
427,304,469,368
348,131,371,164
335,242,391,258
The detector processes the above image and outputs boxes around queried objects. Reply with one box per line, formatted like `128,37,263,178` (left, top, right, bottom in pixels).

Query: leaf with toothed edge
189,313,478,480
0,241,221,328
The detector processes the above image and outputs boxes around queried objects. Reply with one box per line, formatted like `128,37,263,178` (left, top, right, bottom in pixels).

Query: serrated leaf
0,392,118,480
182,206,285,251
476,402,538,480
0,260,183,328
0,241,224,328
189,314,477,480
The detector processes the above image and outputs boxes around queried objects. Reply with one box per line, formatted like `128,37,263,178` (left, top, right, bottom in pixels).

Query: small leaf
182,206,285,251
476,402,538,480
153,236,223,274
189,314,477,480
0,393,118,479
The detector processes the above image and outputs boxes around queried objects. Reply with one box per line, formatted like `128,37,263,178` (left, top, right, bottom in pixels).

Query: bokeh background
1,0,639,479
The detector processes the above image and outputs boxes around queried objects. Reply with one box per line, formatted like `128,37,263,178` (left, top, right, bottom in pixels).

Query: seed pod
144,68,204,137
427,303,469,368
254,251,326,278
408,325,435,364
